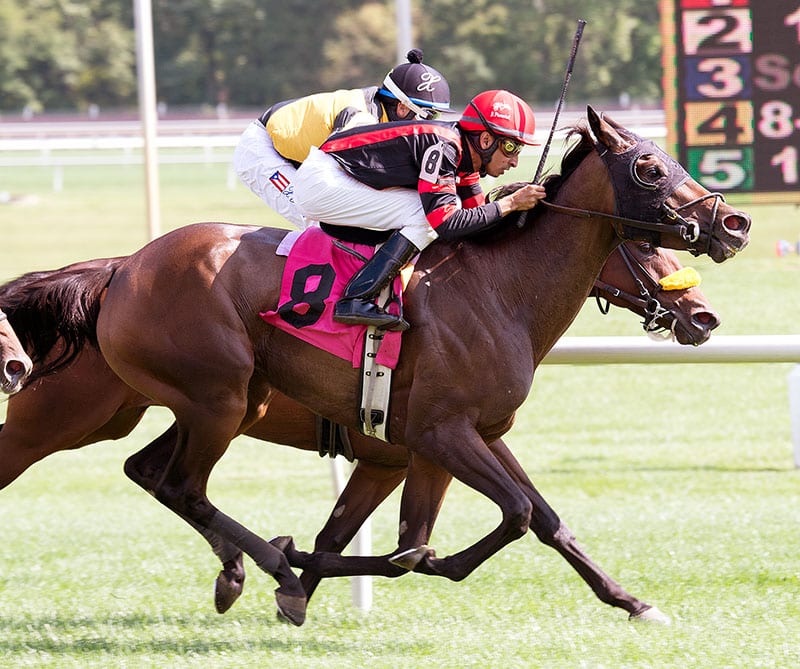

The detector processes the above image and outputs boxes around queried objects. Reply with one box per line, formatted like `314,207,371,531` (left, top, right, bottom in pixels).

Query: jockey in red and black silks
319,120,497,239
293,89,547,333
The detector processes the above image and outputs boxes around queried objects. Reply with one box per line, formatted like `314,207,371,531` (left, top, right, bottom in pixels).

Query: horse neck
481,152,621,360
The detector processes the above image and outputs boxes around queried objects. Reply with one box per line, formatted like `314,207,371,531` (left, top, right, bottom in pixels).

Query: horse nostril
722,213,751,233
5,359,25,377
693,311,720,331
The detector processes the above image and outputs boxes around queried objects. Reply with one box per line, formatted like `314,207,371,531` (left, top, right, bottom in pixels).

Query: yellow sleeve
266,89,375,163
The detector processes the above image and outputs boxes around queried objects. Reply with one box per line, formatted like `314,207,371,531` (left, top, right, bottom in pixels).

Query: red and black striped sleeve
322,121,504,239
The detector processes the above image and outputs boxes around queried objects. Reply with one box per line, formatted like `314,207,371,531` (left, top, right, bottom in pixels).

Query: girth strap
315,416,355,462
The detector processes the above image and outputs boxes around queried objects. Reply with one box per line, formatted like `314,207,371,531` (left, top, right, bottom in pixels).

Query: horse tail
0,257,124,383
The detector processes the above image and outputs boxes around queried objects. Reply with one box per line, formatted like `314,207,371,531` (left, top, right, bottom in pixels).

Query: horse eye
637,242,655,255
637,155,666,184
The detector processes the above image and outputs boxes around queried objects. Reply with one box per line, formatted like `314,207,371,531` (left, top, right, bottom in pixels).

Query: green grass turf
0,150,798,667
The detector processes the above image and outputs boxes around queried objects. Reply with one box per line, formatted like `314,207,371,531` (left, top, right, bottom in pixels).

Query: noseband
591,245,676,339
539,136,725,257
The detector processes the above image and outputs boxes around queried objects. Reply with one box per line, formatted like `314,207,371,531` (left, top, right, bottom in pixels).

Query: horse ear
587,105,636,154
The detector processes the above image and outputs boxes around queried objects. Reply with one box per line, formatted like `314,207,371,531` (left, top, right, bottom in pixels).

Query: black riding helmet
378,49,453,120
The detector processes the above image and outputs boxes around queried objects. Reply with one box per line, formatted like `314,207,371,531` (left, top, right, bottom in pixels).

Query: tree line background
0,0,663,116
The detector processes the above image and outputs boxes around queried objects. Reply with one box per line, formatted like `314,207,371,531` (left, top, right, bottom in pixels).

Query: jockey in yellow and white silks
232,49,453,229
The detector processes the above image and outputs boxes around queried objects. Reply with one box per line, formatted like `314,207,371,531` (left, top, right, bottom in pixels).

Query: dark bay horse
4,108,750,625
0,240,719,618
0,309,32,394
93,108,749,623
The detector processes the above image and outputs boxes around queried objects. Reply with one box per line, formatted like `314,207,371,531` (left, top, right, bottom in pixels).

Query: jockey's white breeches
293,147,439,250
232,121,312,229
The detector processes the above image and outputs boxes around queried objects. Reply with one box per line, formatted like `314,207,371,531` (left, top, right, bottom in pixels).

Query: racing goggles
381,75,442,120
496,136,524,157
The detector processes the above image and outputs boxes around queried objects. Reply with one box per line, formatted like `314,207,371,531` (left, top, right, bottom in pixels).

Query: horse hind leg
124,422,248,614
173,411,305,624
154,421,307,626
128,425,247,611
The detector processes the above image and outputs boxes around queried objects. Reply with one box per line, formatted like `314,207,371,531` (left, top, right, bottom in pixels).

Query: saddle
319,222,391,246
260,226,405,442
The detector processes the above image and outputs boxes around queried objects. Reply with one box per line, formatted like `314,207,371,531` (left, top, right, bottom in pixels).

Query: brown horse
0,240,719,617
95,108,749,624
5,108,751,625
0,309,32,394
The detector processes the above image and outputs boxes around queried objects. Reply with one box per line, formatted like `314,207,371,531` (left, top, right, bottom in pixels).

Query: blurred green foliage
0,0,662,113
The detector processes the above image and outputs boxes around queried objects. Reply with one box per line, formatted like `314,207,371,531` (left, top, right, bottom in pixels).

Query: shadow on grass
0,611,409,657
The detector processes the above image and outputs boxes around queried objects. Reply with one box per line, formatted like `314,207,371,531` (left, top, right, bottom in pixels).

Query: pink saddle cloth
260,227,403,369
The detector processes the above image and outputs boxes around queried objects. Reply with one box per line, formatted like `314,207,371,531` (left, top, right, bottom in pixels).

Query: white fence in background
0,110,667,193
0,134,239,192
543,335,800,467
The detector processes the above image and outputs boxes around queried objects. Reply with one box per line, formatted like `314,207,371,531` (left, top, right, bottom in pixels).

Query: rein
530,133,725,257
537,190,725,258
591,245,675,338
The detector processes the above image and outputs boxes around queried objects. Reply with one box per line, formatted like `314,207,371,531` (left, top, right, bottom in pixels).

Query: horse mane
0,258,122,384
540,123,595,199
482,122,594,234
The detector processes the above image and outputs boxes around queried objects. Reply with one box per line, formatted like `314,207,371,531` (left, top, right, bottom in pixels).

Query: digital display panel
661,0,800,201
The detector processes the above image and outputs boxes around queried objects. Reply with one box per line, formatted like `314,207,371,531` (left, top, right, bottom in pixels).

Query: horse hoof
275,589,307,627
389,545,434,571
630,606,671,625
214,570,244,614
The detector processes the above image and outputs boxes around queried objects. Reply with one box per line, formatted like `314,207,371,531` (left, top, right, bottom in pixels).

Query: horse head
592,242,719,346
0,309,33,394
587,106,751,263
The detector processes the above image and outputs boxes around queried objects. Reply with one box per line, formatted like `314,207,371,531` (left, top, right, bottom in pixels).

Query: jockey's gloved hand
487,181,533,202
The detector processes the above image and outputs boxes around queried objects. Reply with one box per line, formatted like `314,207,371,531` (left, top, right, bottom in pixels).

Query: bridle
536,136,726,258
590,245,677,340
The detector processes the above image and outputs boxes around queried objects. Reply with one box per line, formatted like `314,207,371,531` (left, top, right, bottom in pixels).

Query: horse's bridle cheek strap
662,205,700,244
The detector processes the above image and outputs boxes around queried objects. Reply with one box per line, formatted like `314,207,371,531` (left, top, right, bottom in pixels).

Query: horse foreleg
277,456,450,585
402,425,533,582
297,457,408,601
487,438,669,623
288,430,531,586
386,452,453,568
277,457,411,581
279,448,452,584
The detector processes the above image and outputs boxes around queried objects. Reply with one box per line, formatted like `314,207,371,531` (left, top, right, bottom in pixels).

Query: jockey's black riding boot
333,231,418,332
